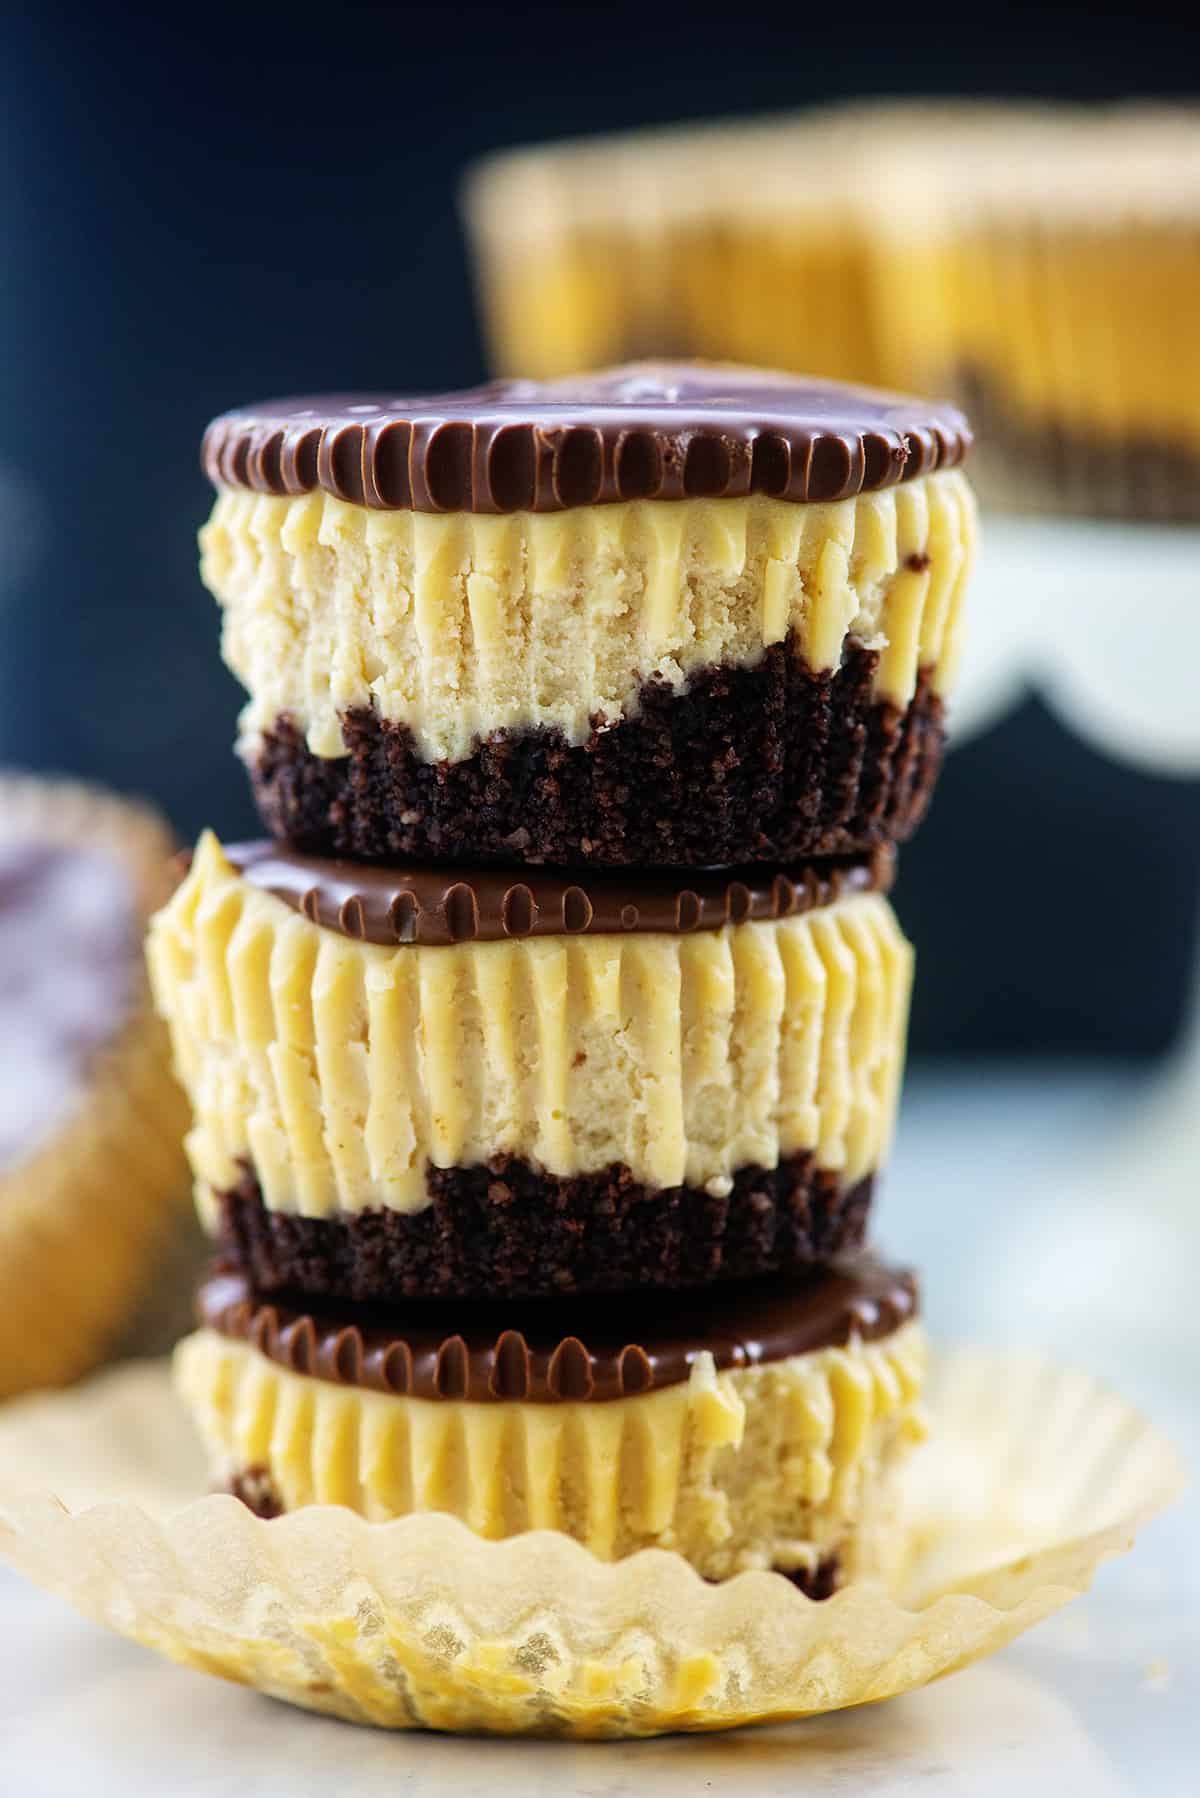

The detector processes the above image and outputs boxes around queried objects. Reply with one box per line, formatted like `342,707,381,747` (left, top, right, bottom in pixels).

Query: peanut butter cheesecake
160,357,971,1608
176,1252,925,1585
149,833,911,1299
200,365,975,865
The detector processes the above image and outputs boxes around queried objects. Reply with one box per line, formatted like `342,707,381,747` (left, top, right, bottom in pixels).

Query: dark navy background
2,2,1197,1056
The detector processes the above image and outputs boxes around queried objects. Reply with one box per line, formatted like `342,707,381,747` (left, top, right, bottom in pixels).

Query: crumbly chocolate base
778,1556,841,1601
227,1465,283,1519
956,367,1200,523
249,640,944,866
216,1155,874,1303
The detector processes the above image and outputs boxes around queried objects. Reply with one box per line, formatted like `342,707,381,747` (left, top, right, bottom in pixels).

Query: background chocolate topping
223,839,894,946
198,1257,919,1403
202,363,971,513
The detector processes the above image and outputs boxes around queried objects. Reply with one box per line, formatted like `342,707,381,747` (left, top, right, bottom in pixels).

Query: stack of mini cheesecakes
152,365,976,1589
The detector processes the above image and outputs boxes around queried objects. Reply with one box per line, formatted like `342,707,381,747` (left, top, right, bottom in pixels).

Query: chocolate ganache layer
221,839,893,947
216,1158,875,1302
251,639,945,867
203,364,971,514
198,1253,918,1403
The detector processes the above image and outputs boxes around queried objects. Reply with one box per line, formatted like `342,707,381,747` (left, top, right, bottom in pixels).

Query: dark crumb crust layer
779,1556,841,1601
216,1155,874,1303
249,639,944,867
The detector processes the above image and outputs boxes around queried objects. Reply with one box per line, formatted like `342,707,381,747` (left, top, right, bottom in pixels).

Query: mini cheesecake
200,364,975,866
0,774,190,1398
148,833,912,1300
176,1253,926,1587
871,109,1200,520
467,106,1200,522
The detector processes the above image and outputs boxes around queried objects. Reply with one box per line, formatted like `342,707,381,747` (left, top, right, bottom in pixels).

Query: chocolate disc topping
198,1256,918,1403
202,363,971,513
221,840,893,946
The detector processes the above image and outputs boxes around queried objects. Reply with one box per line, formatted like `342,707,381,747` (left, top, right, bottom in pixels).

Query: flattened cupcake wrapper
0,775,192,1399
148,835,913,1230
0,1347,1181,1737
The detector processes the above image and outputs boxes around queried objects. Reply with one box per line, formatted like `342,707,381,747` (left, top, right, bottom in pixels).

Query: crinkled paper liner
0,1347,1183,1738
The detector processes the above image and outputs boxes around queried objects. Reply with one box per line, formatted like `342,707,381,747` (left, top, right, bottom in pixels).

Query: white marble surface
0,1063,1196,1796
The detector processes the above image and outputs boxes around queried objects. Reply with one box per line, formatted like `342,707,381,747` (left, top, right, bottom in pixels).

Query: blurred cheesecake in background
871,109,1200,519
0,773,191,1398
464,102,1200,520
463,110,887,388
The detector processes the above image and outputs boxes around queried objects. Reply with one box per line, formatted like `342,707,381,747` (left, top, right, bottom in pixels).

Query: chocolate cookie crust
250,638,944,867
215,1155,875,1303
202,364,971,514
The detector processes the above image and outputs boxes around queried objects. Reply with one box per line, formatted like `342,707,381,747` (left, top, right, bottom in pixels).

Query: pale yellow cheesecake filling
201,473,976,768
175,1317,926,1579
147,835,912,1222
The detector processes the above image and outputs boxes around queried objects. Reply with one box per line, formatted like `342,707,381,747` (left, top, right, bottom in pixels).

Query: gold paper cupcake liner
149,835,913,1220
0,1347,1181,1736
0,774,192,1399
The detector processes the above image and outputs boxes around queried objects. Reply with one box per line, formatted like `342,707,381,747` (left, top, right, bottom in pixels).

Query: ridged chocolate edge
202,365,971,513
199,1249,916,1404
222,840,893,947
250,639,945,867
215,1153,874,1304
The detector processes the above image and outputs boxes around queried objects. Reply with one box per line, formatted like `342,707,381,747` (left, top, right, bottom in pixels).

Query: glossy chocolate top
202,363,971,513
222,840,893,946
198,1256,918,1403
